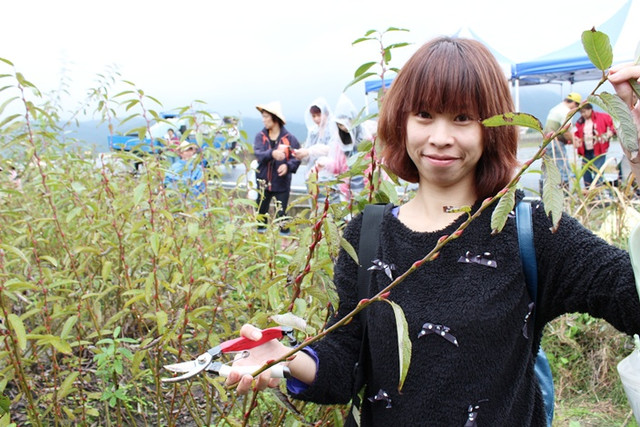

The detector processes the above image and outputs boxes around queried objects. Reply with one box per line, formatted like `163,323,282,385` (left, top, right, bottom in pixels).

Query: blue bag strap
516,198,554,427
516,198,538,302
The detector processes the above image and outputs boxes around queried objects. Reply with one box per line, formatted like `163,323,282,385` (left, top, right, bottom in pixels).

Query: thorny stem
17,79,97,423
0,250,42,426
242,390,260,427
25,223,63,422
98,159,148,335
287,196,330,311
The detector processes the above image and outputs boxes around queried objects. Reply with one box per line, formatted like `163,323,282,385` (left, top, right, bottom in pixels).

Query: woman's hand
292,148,309,160
609,63,640,176
272,149,285,161
225,325,292,394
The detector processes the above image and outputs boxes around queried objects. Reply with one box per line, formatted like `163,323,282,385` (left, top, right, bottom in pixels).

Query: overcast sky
1,0,637,124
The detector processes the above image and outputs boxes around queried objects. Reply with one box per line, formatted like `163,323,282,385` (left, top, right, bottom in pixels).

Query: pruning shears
162,326,294,383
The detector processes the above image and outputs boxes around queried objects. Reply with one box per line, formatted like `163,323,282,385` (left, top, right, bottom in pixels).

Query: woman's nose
428,119,454,145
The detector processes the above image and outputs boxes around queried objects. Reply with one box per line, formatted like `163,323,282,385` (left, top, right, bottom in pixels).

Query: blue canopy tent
362,27,513,113
510,0,634,110
364,78,394,95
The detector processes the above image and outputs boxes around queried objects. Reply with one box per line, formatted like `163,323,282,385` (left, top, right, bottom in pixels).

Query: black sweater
291,197,640,426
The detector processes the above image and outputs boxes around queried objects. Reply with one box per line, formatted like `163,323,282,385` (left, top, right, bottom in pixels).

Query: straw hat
256,101,286,124
178,140,198,151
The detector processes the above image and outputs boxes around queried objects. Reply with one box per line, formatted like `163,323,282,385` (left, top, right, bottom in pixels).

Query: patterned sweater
292,196,640,426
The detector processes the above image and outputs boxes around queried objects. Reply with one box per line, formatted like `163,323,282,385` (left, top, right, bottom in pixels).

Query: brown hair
310,105,322,115
378,37,518,201
267,111,284,128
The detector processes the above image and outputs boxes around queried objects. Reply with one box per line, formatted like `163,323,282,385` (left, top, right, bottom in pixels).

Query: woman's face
311,112,322,126
262,111,275,130
405,111,483,190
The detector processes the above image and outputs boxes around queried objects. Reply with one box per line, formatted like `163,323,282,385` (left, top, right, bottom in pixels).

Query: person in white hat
163,140,205,201
253,101,301,234
543,92,582,189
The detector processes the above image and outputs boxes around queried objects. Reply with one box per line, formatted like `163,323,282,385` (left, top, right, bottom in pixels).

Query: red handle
219,327,287,353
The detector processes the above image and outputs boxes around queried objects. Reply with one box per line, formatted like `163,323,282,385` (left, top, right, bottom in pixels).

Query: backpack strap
515,197,554,427
357,204,388,302
516,198,538,301
346,203,390,426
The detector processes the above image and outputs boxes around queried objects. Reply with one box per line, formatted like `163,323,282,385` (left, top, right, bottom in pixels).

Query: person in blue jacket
253,101,301,234
163,141,205,201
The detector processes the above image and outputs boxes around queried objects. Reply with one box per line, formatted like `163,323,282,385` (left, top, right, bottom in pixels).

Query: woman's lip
424,154,458,165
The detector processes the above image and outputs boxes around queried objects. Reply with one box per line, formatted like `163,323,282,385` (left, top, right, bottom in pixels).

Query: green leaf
340,237,358,265
482,113,542,133
384,27,409,33
354,62,376,78
267,284,283,311
40,255,58,268
383,300,411,392
490,187,517,234
7,314,26,351
58,372,79,399
542,157,563,231
60,315,77,340
588,93,639,153
187,221,199,238
101,261,112,282
37,335,72,354
133,183,146,205
156,310,168,334
0,244,30,266
581,29,613,71
629,79,640,100
4,280,37,292
237,263,267,279
0,393,9,415
149,233,160,256
343,72,377,92
386,42,410,50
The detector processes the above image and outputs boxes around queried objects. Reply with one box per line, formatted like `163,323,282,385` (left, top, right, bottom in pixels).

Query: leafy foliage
0,26,638,426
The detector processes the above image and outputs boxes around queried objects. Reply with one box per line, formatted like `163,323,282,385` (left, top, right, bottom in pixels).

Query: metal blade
161,352,213,383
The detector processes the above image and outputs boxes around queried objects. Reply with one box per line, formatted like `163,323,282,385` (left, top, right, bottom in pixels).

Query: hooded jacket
253,126,301,192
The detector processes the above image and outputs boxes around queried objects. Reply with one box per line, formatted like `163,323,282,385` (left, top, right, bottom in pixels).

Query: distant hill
61,87,566,154
64,116,309,154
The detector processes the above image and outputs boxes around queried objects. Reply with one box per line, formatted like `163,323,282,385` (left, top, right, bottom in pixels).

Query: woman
253,101,301,233
293,98,345,200
230,39,640,425
573,102,617,187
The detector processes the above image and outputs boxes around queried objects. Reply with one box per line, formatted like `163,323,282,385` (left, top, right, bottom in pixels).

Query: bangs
401,41,485,119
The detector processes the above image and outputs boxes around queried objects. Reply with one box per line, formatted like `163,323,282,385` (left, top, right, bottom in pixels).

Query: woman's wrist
286,349,317,385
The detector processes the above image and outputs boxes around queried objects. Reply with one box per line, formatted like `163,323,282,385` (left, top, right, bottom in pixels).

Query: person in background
293,98,344,201
543,92,581,188
332,93,372,200
253,101,301,234
163,140,205,200
294,98,338,170
167,128,180,145
227,40,640,425
572,103,616,188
